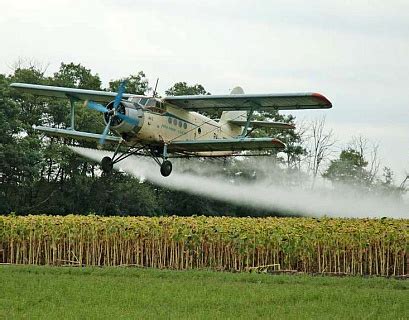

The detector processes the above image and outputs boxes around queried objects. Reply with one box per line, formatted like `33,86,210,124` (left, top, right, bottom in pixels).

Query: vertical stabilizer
219,86,247,124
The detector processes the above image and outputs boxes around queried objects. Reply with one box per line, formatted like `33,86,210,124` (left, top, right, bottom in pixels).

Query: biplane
10,82,332,176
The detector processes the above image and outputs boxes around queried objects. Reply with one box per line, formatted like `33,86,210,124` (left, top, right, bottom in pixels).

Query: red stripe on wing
312,93,332,107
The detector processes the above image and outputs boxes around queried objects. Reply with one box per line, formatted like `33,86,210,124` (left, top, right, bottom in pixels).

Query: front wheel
101,156,113,173
160,160,172,177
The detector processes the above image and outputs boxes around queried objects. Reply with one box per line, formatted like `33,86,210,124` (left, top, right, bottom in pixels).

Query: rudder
219,86,247,124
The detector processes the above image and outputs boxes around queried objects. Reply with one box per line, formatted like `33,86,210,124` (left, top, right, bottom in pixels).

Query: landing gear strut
99,142,173,177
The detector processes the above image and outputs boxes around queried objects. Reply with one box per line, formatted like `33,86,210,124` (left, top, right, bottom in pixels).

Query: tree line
0,62,406,216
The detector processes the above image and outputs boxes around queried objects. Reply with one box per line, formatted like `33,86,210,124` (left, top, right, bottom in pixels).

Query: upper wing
163,93,332,111
168,137,285,153
10,83,136,103
228,120,295,130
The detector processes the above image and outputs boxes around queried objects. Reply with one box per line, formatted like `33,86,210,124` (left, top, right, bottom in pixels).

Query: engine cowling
103,100,144,139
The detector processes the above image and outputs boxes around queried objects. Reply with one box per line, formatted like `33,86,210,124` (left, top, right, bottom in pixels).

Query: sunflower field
0,215,407,276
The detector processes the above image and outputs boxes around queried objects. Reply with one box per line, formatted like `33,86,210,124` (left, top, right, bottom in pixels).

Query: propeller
114,81,127,109
87,101,109,113
85,81,138,145
100,117,112,145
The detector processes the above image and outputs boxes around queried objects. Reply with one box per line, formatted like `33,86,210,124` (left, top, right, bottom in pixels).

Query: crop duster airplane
10,82,332,177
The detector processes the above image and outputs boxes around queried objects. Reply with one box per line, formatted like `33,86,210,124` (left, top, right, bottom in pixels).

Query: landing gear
159,144,172,177
99,142,173,177
101,156,113,173
160,160,172,177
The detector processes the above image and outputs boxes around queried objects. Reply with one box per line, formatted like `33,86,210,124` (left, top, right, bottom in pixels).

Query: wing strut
240,106,255,137
68,96,76,130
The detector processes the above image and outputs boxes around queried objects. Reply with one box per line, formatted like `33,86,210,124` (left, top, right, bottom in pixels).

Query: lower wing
227,120,295,130
34,126,121,144
168,138,285,152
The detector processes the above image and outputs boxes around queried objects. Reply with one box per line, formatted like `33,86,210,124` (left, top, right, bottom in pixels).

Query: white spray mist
69,146,409,218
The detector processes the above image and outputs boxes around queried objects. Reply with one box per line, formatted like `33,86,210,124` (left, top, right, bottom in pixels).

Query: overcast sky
1,0,408,180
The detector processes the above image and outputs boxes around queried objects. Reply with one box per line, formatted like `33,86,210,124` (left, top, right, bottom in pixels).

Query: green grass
0,266,408,319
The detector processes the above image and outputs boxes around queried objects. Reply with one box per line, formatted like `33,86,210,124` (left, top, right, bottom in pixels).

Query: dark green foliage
323,148,371,186
165,81,219,118
253,112,305,168
108,71,150,95
0,71,43,212
52,62,102,89
322,148,405,199
159,188,278,217
374,166,404,198
165,81,209,96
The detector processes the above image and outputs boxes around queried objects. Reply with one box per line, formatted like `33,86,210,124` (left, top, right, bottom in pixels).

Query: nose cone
230,86,244,95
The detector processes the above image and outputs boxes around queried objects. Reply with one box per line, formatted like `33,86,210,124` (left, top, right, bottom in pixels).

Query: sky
1,0,408,181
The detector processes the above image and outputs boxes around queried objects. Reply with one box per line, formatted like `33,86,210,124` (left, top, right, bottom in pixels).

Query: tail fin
219,86,247,124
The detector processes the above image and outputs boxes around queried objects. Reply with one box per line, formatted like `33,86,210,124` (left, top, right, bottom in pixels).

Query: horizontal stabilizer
168,137,285,152
33,126,121,144
228,120,295,130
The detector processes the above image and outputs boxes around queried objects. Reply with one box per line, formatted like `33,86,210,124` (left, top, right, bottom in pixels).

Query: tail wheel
101,156,113,173
160,160,172,177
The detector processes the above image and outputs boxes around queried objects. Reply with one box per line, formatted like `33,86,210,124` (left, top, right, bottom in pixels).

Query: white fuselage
137,105,240,143
111,98,245,155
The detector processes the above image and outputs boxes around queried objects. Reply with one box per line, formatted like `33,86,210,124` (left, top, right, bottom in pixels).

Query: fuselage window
178,121,182,128
168,117,172,124
173,118,177,126
183,123,187,129
198,127,202,134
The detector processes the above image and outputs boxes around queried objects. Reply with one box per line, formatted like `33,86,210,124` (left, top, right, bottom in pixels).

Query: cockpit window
139,97,149,106
155,101,164,109
145,99,156,107
132,97,165,114
142,98,165,114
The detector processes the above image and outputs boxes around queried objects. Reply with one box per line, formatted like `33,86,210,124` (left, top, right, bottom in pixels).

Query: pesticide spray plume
69,146,409,218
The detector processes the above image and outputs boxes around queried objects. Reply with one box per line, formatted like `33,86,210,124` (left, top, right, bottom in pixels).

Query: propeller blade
116,113,139,126
87,100,109,113
113,81,127,110
99,117,112,145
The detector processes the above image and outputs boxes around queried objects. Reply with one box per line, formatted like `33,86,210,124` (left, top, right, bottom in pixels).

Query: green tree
109,71,150,95
1,70,44,212
166,82,218,119
9,67,49,131
165,82,209,96
52,62,101,89
374,167,404,198
323,148,371,186
51,62,103,131
40,63,105,185
252,112,305,168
